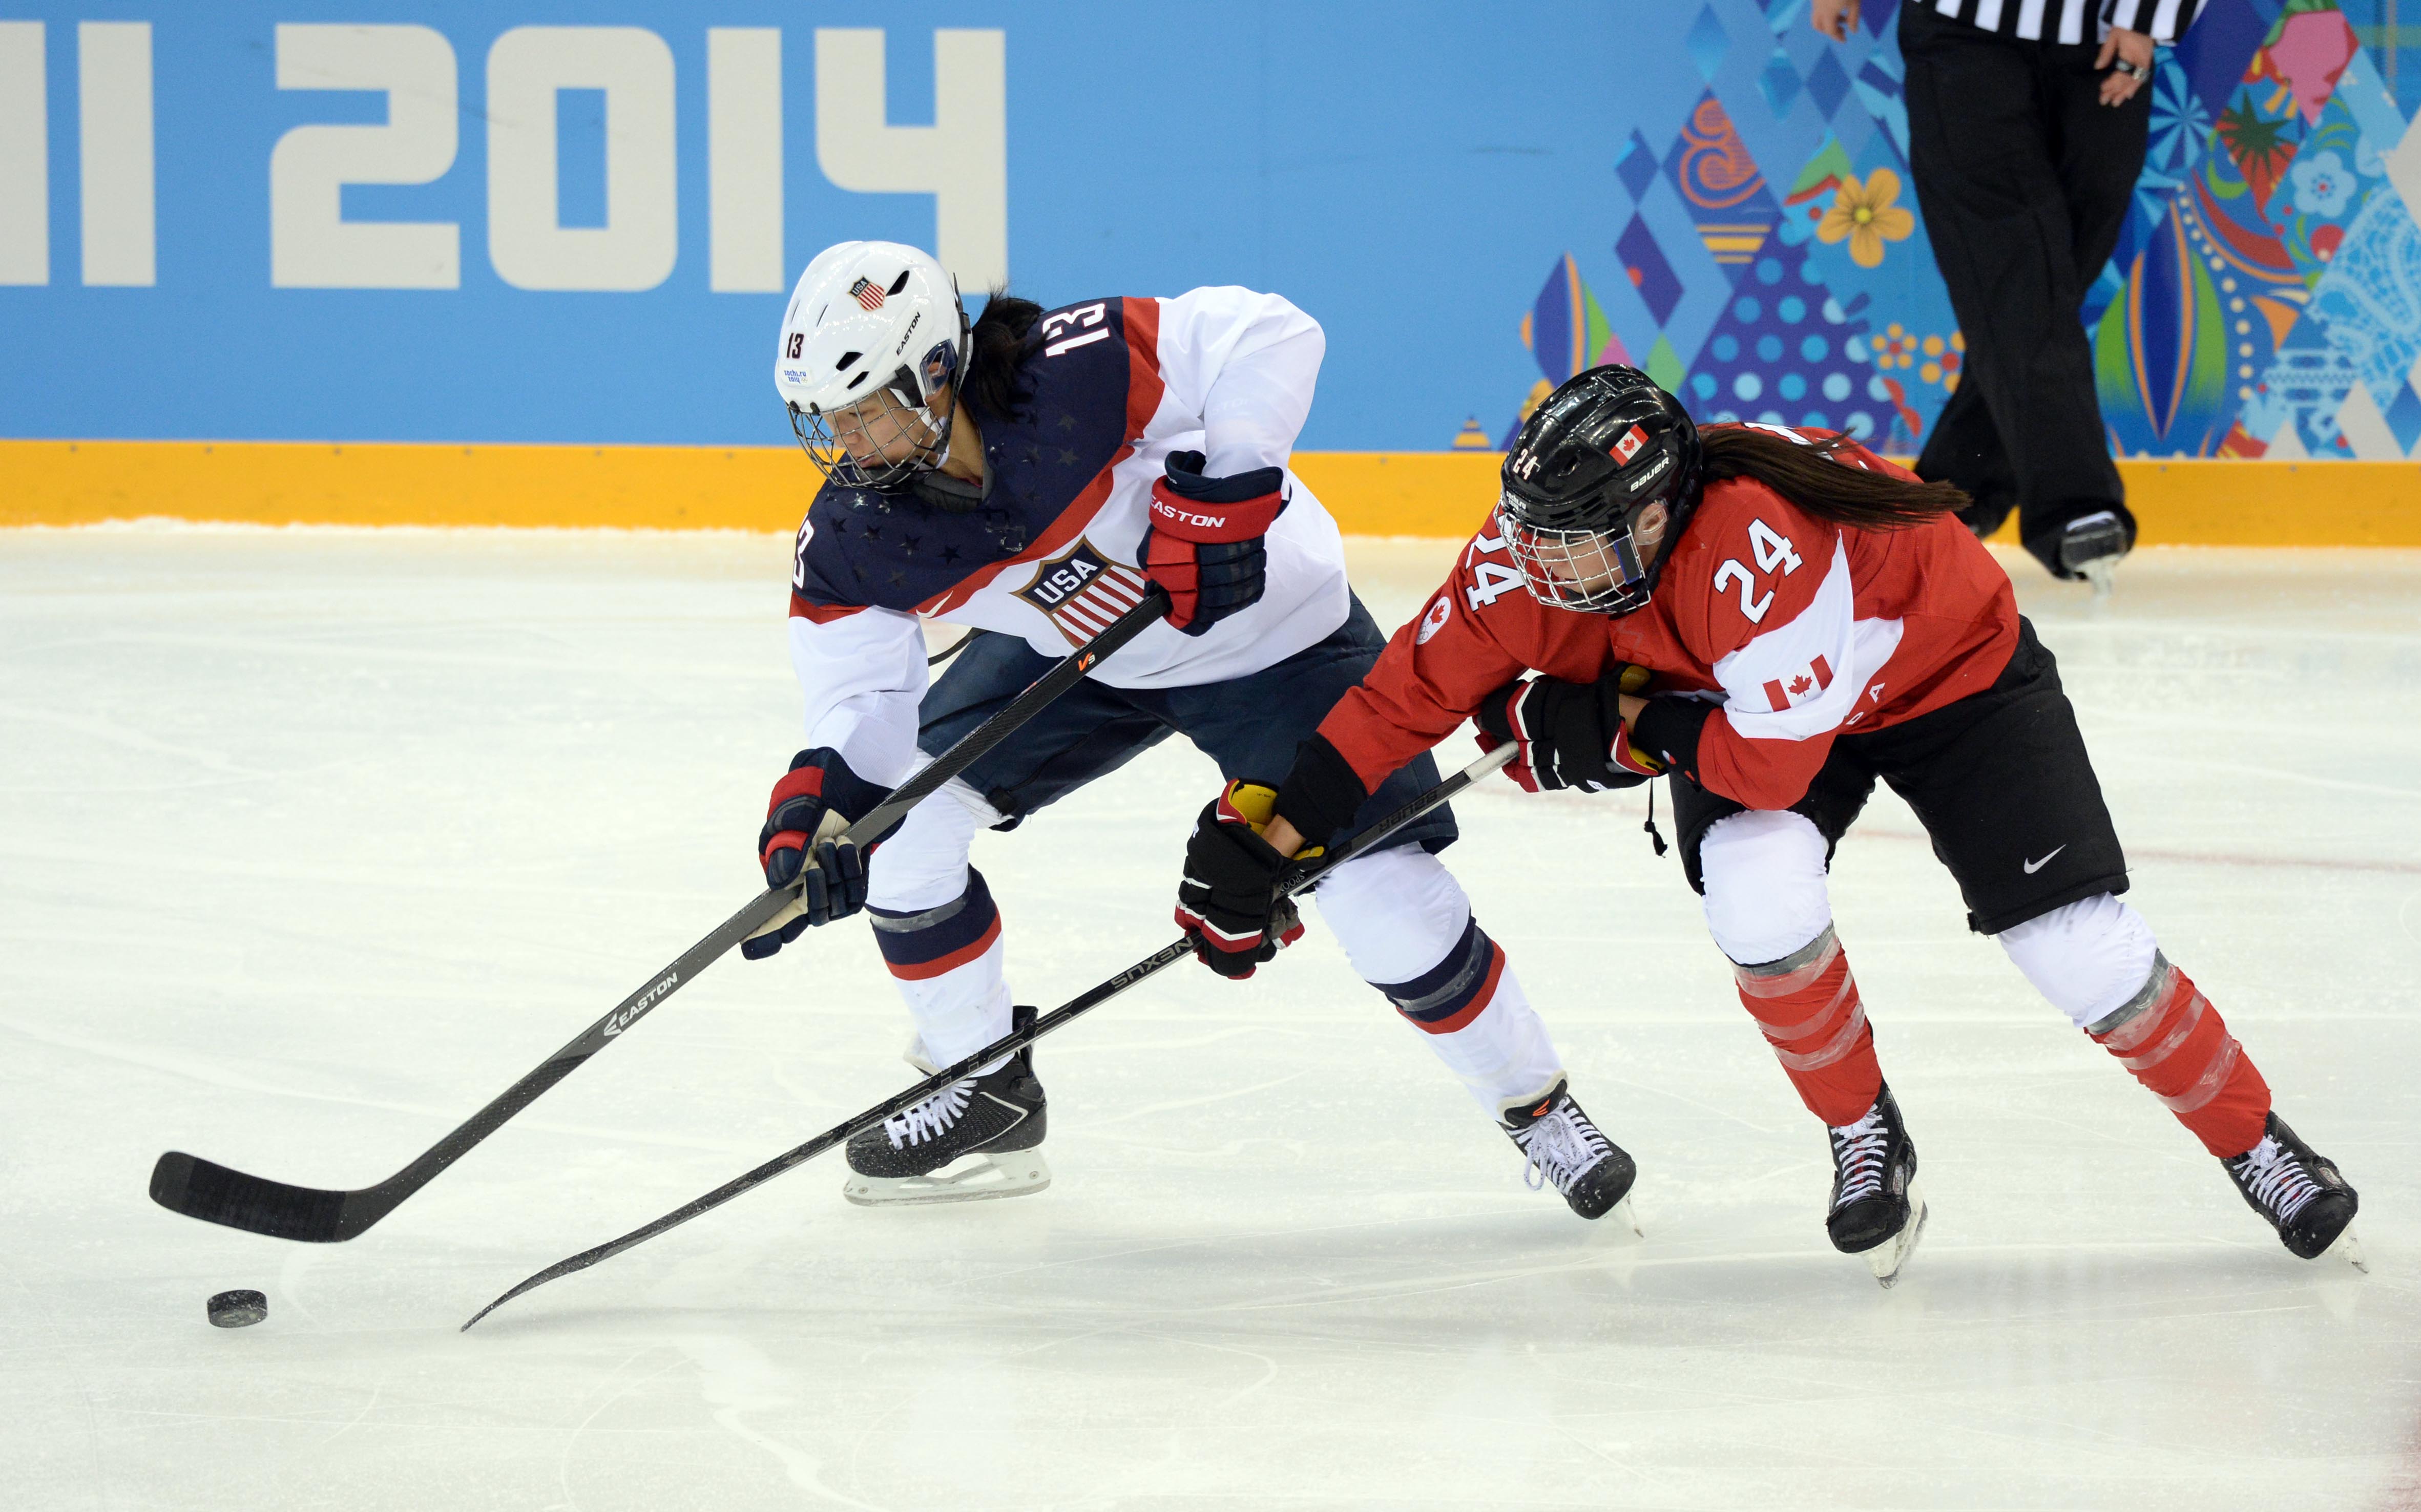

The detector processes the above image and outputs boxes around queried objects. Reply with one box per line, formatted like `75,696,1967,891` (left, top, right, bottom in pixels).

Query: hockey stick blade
151,589,1170,1244
464,741,1514,1330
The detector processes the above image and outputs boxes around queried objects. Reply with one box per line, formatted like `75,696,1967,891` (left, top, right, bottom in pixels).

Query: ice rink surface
4,524,2418,1510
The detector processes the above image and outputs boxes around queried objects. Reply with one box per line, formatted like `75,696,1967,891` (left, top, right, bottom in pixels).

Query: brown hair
1697,425,1969,531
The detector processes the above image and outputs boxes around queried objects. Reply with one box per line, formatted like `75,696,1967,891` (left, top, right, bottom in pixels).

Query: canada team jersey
1318,428,2021,812
784,286,1351,788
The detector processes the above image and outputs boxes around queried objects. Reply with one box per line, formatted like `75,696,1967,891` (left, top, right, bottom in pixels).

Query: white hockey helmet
775,240,970,491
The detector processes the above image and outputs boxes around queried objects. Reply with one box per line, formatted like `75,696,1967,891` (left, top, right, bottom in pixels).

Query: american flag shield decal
849,276,885,311
1014,539,1152,646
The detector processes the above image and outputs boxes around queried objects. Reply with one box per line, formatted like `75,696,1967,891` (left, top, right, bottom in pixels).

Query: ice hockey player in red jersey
746,241,1634,1223
1186,364,2363,1284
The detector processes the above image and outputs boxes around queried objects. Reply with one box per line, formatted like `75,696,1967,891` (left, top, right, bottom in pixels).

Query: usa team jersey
1317,429,2021,812
785,286,1350,789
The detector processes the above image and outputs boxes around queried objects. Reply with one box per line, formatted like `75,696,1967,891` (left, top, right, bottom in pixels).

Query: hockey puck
206,1289,267,1329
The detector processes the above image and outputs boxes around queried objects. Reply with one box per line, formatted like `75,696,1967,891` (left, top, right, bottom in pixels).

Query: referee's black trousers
1901,3,2151,576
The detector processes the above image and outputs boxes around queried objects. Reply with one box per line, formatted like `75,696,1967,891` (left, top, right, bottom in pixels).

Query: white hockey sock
1311,846,1566,1116
879,929,1014,1075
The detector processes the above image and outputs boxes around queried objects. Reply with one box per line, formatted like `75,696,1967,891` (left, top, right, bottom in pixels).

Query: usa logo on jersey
1015,538,1153,646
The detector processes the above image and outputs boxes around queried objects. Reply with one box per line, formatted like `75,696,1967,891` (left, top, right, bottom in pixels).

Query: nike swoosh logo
2023,845,2066,874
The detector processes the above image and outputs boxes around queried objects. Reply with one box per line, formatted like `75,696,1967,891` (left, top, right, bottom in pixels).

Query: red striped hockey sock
2088,956,2270,1158
1733,925,1882,1127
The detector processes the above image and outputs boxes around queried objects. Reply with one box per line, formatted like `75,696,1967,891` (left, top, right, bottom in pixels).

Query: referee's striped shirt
1923,0,2204,45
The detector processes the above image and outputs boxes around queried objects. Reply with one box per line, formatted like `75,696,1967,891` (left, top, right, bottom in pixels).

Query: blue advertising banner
5,2,2420,457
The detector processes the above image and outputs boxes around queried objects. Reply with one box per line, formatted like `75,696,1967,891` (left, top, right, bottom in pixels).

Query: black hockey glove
1177,781,1310,980
1474,665,1661,793
1627,694,1719,786
743,747,886,960
1139,451,1288,636
1271,734,1370,854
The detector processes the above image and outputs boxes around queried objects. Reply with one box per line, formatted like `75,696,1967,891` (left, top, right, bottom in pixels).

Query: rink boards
5,439,2418,545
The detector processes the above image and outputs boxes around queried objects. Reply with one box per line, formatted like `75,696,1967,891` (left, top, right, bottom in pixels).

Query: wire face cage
1501,505,1652,615
788,380,952,492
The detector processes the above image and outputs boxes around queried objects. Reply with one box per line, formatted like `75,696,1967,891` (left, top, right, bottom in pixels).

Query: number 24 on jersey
1712,519,1800,624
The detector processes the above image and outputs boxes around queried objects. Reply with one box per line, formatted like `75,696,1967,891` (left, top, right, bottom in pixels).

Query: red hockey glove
744,747,887,960
1474,665,1660,793
1177,781,1313,980
1139,451,1288,636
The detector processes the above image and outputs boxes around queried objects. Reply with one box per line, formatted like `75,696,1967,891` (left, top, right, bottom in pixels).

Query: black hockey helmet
1498,365,1703,616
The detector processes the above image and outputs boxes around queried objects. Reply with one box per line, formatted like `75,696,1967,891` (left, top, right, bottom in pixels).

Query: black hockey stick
463,742,1515,1330
149,587,1172,1244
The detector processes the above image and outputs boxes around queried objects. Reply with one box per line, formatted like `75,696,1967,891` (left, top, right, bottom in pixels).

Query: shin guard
2086,955,2270,1157
1734,926,1882,1127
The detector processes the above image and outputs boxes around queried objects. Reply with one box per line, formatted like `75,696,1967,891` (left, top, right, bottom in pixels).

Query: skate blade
842,1148,1051,1207
1867,1182,1929,1289
1604,1195,1643,1240
2323,1226,2368,1274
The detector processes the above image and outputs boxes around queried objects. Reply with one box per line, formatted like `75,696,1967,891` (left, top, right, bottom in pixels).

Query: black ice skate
1825,1085,1926,1287
1499,1080,1640,1233
2056,508,2131,597
2223,1112,2365,1271
842,1006,1050,1206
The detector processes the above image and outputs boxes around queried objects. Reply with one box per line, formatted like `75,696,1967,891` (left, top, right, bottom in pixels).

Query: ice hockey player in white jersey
747,239,1636,1222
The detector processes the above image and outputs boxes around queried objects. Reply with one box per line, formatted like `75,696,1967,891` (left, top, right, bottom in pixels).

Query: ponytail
963,288,1043,422
1697,425,1968,532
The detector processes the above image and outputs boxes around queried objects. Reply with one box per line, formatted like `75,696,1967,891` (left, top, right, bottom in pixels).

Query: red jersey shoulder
1449,516,1535,617
1662,472,1841,660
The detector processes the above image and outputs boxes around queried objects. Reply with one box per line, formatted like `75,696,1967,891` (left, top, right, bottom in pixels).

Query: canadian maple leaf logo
1761,654,1836,713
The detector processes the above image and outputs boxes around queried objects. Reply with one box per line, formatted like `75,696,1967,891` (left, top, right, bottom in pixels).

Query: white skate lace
1514,1104,1612,1194
883,1080,975,1149
2230,1136,2321,1225
1829,1105,1890,1208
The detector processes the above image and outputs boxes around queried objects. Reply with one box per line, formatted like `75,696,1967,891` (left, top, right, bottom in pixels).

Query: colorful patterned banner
1507,0,2421,460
